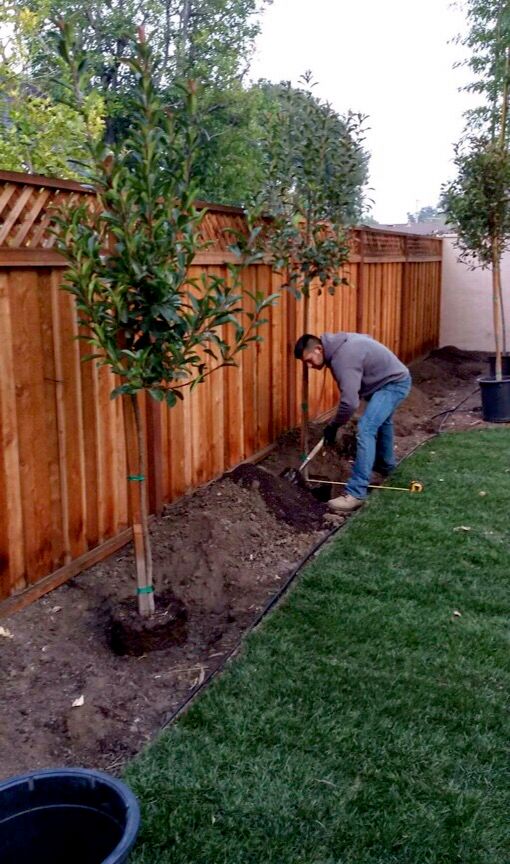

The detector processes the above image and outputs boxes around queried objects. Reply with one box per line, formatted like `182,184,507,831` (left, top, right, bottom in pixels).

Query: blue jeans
346,375,412,500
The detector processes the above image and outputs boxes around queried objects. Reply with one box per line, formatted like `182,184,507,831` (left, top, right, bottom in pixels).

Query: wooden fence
0,170,443,612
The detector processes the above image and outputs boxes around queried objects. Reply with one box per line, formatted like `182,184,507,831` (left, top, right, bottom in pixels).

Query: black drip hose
161,390,477,730
436,387,480,432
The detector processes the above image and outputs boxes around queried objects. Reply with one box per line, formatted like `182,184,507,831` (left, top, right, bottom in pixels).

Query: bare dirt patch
0,347,490,780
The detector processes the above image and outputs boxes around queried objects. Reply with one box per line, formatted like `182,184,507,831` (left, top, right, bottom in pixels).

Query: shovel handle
299,438,324,473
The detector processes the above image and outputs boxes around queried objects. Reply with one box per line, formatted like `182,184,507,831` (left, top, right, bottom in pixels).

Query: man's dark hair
294,333,321,360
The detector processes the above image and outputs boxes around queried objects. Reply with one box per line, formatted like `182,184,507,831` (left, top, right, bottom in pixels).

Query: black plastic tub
488,354,510,377
478,376,510,422
0,768,140,864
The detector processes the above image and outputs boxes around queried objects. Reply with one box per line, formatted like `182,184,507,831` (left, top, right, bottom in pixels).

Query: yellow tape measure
308,479,424,494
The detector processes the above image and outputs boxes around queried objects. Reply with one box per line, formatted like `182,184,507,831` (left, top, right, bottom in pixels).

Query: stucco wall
440,235,510,351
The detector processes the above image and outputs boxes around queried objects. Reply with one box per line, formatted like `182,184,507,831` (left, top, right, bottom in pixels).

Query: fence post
287,282,297,426
436,243,443,350
399,235,409,361
356,229,366,333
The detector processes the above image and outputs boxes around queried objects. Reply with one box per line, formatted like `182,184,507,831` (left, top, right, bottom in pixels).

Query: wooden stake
123,393,154,617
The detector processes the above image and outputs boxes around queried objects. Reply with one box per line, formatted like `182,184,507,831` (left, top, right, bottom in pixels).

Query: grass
125,430,510,864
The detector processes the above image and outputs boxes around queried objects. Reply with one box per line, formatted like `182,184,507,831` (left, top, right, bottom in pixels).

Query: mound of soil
0,347,491,780
411,347,486,394
228,464,327,530
432,346,488,364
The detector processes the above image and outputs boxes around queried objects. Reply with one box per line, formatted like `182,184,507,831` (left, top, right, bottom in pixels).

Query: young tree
443,0,510,379
54,22,277,616
247,76,368,451
442,137,510,378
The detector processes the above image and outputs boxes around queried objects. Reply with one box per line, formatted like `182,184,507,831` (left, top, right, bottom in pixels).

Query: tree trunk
124,393,155,617
492,239,503,381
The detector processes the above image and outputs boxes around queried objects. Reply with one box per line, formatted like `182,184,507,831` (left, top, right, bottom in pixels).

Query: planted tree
247,76,368,451
54,22,277,617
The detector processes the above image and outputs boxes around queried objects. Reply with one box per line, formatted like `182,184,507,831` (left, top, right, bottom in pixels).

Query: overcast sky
250,0,475,223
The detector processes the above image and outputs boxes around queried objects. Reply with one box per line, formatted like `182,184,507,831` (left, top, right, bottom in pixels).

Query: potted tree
442,1,510,420
443,136,510,421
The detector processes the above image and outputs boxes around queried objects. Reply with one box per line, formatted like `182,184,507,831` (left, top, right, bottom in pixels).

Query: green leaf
149,388,165,402
110,383,133,399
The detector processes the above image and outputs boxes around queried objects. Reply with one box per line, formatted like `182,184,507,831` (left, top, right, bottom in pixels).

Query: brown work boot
328,493,364,513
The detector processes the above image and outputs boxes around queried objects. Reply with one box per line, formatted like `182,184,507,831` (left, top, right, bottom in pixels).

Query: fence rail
0,170,442,612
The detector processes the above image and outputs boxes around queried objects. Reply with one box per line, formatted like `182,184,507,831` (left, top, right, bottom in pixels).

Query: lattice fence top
364,231,406,258
0,173,93,250
406,235,443,258
349,228,442,261
0,170,249,256
198,210,248,253
0,169,442,262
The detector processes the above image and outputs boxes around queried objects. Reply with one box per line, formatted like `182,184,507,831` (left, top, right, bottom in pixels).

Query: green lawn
125,430,510,864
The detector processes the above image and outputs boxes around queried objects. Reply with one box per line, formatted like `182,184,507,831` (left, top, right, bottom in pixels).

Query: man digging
295,332,412,513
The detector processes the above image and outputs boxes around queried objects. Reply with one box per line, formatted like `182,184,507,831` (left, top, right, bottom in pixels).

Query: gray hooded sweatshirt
321,332,409,426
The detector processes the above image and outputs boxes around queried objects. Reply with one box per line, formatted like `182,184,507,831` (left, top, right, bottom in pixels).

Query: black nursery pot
478,375,510,423
488,353,510,377
0,768,140,864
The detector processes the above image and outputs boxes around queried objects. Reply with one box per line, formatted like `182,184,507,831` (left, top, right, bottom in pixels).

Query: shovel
299,437,325,473
280,438,325,488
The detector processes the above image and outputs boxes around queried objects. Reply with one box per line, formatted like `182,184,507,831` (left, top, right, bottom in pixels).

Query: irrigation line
161,392,477,731
431,387,479,427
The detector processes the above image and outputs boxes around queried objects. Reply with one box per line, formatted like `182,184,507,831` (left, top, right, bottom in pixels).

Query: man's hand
323,422,339,446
